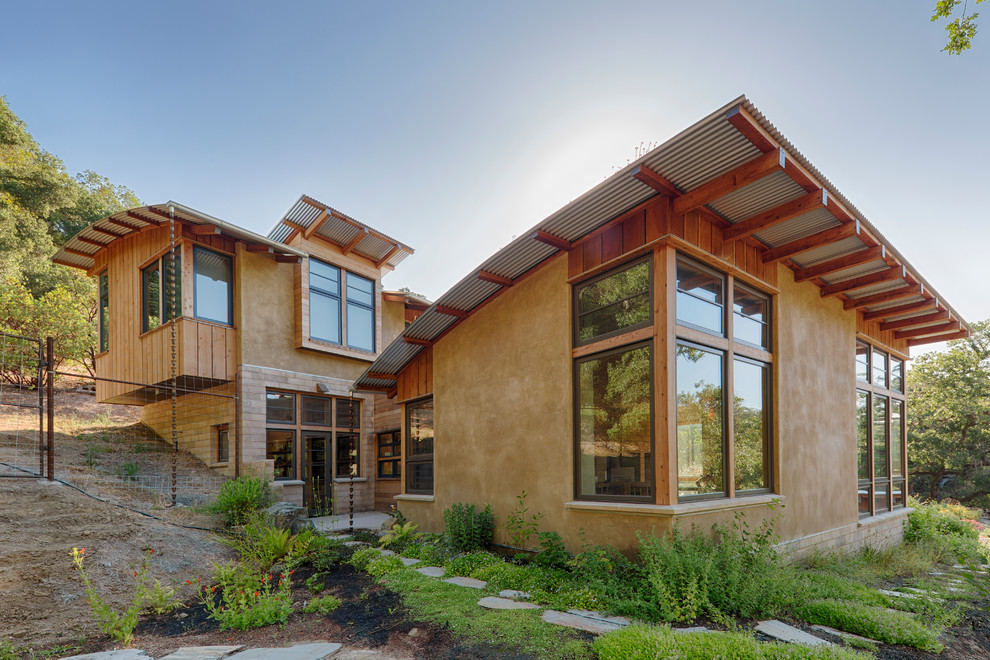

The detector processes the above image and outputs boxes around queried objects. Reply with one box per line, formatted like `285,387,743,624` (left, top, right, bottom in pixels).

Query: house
53,195,427,512
351,96,971,556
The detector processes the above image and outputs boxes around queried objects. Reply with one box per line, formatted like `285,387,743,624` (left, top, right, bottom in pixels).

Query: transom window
574,258,651,345
309,258,376,352
856,341,906,517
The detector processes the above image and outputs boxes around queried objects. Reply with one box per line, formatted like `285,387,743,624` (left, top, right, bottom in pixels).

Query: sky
2,1,987,354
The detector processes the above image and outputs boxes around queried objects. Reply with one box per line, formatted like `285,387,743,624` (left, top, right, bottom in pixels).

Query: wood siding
396,346,433,402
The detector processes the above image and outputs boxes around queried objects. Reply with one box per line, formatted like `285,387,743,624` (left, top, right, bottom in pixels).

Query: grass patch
383,568,593,659
795,599,942,652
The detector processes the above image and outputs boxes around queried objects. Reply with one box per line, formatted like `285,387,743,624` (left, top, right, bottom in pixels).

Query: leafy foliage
302,594,342,614
932,0,986,54
209,476,272,526
443,502,495,552
503,490,543,549
903,496,987,564
216,512,301,570
908,321,990,505
533,531,570,570
379,521,424,552
200,564,294,631
796,599,941,651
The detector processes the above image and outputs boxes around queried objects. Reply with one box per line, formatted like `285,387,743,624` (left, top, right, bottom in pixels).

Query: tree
908,320,990,504
932,0,985,54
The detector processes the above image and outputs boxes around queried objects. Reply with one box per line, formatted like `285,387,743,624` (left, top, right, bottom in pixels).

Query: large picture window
309,257,376,352
193,247,232,325
406,397,434,494
141,252,181,332
856,342,906,517
675,256,772,501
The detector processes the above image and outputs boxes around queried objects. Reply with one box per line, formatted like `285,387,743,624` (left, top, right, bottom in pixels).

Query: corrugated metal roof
53,202,305,271
353,96,971,391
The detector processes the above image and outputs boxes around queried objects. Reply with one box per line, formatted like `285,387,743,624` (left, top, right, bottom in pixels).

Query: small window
216,424,229,463
855,343,870,383
301,396,330,426
890,358,904,393
335,398,361,429
377,430,400,480
890,400,904,477
872,350,888,390
346,273,375,352
193,247,232,325
98,271,110,352
676,258,724,335
733,285,769,349
267,429,295,480
266,392,295,423
336,431,360,477
574,259,651,344
142,253,181,332
406,397,434,494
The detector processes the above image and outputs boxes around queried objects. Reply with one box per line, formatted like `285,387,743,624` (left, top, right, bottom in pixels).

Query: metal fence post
46,337,54,481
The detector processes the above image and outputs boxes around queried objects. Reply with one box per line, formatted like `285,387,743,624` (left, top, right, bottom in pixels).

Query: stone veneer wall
140,383,237,475
238,363,376,511
776,510,908,560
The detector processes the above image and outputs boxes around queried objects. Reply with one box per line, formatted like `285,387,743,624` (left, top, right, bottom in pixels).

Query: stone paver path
499,589,531,600
442,576,487,589
478,596,540,610
64,644,342,660
756,620,831,647
810,624,880,646
159,647,244,660
227,642,342,659
64,652,151,660
414,566,445,577
399,557,421,566
567,609,631,626
541,610,625,634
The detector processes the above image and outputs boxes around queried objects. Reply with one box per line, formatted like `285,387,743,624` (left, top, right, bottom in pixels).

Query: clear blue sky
2,1,986,351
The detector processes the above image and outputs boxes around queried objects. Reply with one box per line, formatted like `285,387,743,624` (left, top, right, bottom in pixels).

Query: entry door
304,433,332,516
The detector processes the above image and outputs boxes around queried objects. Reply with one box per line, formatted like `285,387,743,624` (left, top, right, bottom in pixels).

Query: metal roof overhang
269,194,413,270
53,201,305,272
354,96,971,393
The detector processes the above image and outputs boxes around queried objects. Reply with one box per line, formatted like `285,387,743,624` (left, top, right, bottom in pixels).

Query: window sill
858,507,911,527
333,477,368,483
210,462,229,468
299,336,377,363
565,494,784,518
396,493,435,502
275,479,304,487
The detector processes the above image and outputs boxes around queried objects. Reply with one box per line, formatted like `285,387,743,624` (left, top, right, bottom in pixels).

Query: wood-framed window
856,341,907,517
405,396,434,495
216,424,229,463
377,430,400,479
674,255,772,501
573,258,655,502
309,257,376,352
265,390,363,481
193,246,232,326
141,252,182,333
98,270,109,353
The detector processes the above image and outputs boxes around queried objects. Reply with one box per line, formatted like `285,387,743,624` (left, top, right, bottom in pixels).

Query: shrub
311,537,354,572
503,490,543,549
200,568,294,631
379,521,424,552
795,599,942,652
367,555,405,579
401,536,453,565
209,476,272,526
443,502,495,552
305,573,326,594
445,551,502,577
216,513,299,570
303,594,342,614
904,497,987,564
533,531,570,570
591,624,678,660
349,546,384,571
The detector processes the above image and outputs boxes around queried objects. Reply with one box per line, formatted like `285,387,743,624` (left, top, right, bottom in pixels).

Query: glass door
304,433,332,516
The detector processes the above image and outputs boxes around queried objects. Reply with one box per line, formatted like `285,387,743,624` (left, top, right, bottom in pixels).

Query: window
267,429,295,480
406,397,434,494
377,430,400,479
193,247,232,325
309,258,376,352
675,256,772,501
302,396,330,426
216,424,229,463
336,432,359,477
266,390,363,483
141,252,182,332
574,259,650,345
98,271,109,352
266,392,296,423
856,342,906,517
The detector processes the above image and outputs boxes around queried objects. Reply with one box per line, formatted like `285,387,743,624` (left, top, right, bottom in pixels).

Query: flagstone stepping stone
673,626,711,634
811,624,881,646
378,549,396,556
567,609,632,626
343,541,369,548
159,647,244,660
756,620,832,647
443,576,487,589
227,642,342,659
879,589,921,599
415,566,445,577
541,610,625,634
63,651,151,660
399,557,421,566
478,596,540,610
499,589,532,600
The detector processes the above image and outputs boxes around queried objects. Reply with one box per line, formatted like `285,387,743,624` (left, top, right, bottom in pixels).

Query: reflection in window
335,398,361,429
336,432,359,477
857,391,870,480
890,358,904,393
856,343,870,383
676,344,724,497
99,272,109,352
576,260,650,343
142,253,181,332
406,397,434,494
676,259,724,334
301,396,330,426
873,396,888,479
194,247,232,325
217,425,229,463
891,400,903,477
873,350,888,389
733,359,768,492
266,392,295,423
267,429,295,479
577,344,653,499
733,287,768,349
310,259,341,344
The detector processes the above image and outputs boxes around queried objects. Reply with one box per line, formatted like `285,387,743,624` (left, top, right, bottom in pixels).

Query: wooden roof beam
908,330,970,347
63,247,95,259
821,266,905,298
672,148,785,215
478,270,514,287
126,210,162,225
793,246,885,283
303,210,329,239
90,225,124,239
53,257,85,270
76,236,107,248
143,206,180,223
726,105,777,153
861,298,939,321
762,220,860,264
630,164,682,197
894,320,961,340
402,336,432,346
843,283,922,310
435,304,468,319
375,245,401,268
532,230,573,251
189,224,221,236
245,243,274,253
342,228,369,256
879,310,951,332
724,189,826,242
367,371,397,381
107,217,141,232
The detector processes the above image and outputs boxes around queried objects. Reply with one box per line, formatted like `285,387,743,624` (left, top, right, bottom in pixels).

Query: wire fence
0,332,45,478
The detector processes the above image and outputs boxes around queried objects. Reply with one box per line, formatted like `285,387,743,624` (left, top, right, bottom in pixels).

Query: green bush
311,537,354,572
591,624,677,659
443,502,495,552
401,537,453,565
209,476,272,526
367,555,405,578
349,546,383,571
534,531,570,569
200,566,294,631
795,599,942,652
445,551,502,577
303,594,342,614
904,497,987,564
216,513,300,570
379,521,424,552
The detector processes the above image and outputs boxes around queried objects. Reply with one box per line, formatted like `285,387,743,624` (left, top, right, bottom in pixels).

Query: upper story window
574,258,651,345
141,252,182,332
193,247,232,325
309,257,376,352
676,259,724,335
98,271,109,352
